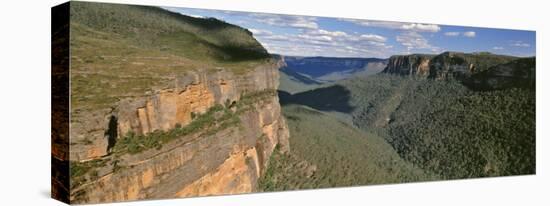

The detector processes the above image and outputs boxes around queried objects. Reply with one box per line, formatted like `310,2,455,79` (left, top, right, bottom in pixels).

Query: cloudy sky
163,7,535,58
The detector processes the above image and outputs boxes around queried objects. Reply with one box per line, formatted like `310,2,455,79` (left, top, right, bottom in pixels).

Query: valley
262,51,536,190
277,56,386,94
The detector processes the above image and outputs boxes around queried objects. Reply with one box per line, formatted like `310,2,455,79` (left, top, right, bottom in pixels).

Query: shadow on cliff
278,85,354,113
105,115,118,151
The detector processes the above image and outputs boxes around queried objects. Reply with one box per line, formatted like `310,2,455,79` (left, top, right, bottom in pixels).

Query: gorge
52,1,536,204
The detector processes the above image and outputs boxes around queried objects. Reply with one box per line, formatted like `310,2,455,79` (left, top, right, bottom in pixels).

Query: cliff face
69,61,290,204
383,54,433,78
428,52,478,80
58,2,290,204
383,52,518,80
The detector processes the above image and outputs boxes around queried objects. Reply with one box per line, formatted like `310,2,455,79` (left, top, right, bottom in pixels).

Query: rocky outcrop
70,109,113,161
383,52,518,80
383,54,433,78
69,62,282,162
428,52,479,80
69,60,290,204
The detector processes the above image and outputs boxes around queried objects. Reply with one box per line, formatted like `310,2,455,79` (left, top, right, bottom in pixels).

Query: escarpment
69,61,289,203
383,54,433,77
61,3,292,203
383,52,518,80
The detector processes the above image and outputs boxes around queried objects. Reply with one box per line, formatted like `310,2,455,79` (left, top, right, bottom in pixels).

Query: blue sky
163,7,535,58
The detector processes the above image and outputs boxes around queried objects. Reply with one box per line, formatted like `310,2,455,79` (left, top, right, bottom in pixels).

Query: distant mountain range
275,55,388,93
277,55,387,82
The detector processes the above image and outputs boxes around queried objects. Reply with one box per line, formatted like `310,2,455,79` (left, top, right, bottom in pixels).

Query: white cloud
510,41,530,47
360,34,387,42
310,29,348,37
254,27,392,58
396,31,440,53
463,31,476,37
514,43,530,47
444,31,476,38
340,18,441,54
261,34,290,41
187,14,204,18
367,41,392,48
248,28,273,36
492,46,504,50
342,19,400,28
267,42,388,58
297,34,333,42
251,13,318,29
341,19,441,33
444,32,460,36
401,23,441,33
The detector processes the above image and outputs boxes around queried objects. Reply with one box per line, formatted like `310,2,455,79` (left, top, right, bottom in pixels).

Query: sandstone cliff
383,52,518,80
59,2,291,204
383,54,433,78
69,61,289,204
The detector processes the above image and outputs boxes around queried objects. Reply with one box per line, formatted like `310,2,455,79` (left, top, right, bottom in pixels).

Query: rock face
383,52,518,80
70,109,113,161
69,61,290,204
383,54,433,78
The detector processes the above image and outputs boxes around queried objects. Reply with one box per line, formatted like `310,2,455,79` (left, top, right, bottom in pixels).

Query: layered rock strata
69,62,290,203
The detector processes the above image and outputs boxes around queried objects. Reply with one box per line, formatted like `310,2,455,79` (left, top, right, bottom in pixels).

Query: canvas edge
51,1,71,204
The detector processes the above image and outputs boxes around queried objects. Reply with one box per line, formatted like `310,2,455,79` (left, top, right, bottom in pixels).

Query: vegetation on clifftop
70,1,272,111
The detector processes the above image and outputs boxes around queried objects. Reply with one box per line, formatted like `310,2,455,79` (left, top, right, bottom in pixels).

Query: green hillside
343,74,535,179
385,82,535,178
69,1,271,111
